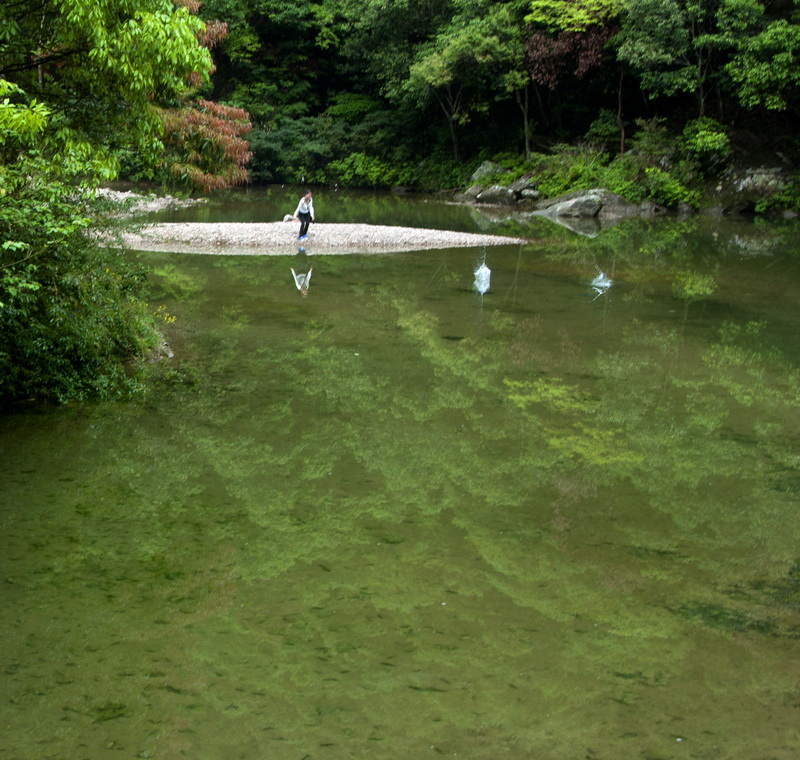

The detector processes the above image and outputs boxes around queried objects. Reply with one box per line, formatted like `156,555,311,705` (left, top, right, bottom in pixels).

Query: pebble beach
119,221,528,255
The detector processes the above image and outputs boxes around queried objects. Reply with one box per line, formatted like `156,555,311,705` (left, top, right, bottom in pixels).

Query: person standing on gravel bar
293,190,314,242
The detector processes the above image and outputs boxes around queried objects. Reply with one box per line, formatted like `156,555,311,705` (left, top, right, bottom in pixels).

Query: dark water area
2,190,799,759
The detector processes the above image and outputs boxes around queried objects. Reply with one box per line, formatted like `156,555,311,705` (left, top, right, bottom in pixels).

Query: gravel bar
120,222,528,255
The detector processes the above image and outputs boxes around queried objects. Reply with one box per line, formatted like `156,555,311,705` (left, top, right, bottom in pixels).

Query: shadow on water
2,196,800,759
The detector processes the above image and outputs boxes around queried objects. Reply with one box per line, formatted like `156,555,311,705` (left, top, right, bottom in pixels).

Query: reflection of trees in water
136,248,800,625
104,253,800,639
234,292,790,610
7,240,797,758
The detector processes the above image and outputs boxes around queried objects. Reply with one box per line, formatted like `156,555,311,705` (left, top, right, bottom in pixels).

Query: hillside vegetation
181,0,800,208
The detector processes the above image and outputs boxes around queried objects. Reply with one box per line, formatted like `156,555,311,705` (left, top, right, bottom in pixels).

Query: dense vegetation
184,0,800,197
0,0,243,405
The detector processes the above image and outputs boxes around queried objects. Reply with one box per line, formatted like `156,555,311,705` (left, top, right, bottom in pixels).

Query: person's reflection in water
291,247,313,297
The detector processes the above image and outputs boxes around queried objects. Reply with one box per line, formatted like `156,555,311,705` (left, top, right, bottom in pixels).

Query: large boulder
537,190,603,218
464,183,484,200
599,192,647,219
556,194,603,217
470,161,510,184
707,167,790,215
508,174,538,195
476,185,517,205
638,201,668,217
535,188,643,219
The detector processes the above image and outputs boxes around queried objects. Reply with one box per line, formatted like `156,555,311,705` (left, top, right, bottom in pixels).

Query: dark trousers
298,212,311,237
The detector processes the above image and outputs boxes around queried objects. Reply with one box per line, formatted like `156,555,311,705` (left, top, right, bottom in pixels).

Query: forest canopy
191,0,799,188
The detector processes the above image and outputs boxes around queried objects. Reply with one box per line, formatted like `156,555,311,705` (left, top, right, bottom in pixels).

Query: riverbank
119,221,528,255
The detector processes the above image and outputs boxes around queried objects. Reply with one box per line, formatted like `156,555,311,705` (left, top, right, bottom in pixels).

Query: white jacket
294,197,314,217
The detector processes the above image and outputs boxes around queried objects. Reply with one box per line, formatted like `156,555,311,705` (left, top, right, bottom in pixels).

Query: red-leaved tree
158,100,253,192
159,1,253,191
526,26,616,93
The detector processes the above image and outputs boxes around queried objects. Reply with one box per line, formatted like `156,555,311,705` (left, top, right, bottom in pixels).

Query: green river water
1,187,799,759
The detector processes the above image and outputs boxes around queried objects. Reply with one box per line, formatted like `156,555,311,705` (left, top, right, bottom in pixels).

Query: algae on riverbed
2,222,799,759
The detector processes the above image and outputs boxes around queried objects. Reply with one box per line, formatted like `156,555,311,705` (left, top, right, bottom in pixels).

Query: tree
157,100,253,191
194,0,342,181
402,0,535,161
722,4,800,111
525,0,621,141
405,31,489,161
614,0,741,118
474,1,536,159
1,0,214,173
325,0,454,93
0,0,220,404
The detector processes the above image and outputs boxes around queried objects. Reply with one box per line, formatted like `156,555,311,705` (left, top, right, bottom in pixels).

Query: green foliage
615,0,747,117
528,119,695,203
752,178,800,214
0,0,221,405
616,0,693,97
592,154,646,200
325,151,470,190
0,161,161,405
252,116,331,184
526,0,620,32
324,92,382,120
412,155,475,190
2,0,213,169
480,116,707,208
527,145,612,197
328,152,405,188
0,81,49,145
585,109,621,151
642,166,701,206
679,117,731,173
725,17,800,110
627,117,674,161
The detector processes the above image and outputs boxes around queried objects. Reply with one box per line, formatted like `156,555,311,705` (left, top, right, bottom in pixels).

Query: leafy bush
1,160,162,406
628,118,676,165
327,152,401,187
680,118,731,174
473,140,703,208
585,109,622,153
753,178,800,214
530,145,611,197
642,166,701,207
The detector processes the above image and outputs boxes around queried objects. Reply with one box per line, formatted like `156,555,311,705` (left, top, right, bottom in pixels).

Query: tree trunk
447,115,460,162
435,86,462,162
516,86,531,159
532,82,548,128
617,66,626,155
